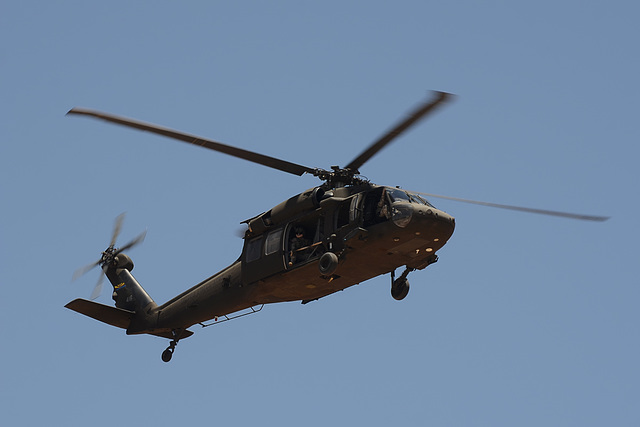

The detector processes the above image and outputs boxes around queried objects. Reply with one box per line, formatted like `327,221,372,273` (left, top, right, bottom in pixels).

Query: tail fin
109,264,157,315
66,256,159,334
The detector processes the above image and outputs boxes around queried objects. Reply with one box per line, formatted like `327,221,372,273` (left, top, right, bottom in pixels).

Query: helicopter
65,91,608,362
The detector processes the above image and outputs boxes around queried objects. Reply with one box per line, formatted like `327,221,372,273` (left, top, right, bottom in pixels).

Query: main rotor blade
345,91,453,173
67,108,316,177
417,191,610,222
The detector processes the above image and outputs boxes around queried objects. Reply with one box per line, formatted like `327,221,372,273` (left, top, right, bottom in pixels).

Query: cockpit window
387,188,435,208
387,188,411,203
409,193,435,207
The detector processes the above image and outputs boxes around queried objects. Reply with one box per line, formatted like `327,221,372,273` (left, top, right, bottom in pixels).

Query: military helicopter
65,91,608,362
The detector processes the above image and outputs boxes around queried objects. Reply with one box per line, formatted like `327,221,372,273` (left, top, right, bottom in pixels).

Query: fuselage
120,184,455,336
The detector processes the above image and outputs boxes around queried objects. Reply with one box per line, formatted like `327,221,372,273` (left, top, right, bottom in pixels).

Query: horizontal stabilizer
65,298,133,329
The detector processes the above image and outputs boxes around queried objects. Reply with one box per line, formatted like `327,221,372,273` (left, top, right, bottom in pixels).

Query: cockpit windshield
409,193,434,207
387,188,435,208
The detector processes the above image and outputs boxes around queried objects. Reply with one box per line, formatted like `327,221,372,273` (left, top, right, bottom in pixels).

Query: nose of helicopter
424,207,455,225
394,203,455,242
418,207,455,252
420,206,455,232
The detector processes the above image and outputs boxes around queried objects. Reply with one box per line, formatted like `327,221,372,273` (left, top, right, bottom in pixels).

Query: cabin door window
265,228,283,256
286,217,324,268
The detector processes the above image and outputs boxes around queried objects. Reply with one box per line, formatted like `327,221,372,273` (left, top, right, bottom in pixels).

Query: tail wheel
161,338,178,363
161,349,173,363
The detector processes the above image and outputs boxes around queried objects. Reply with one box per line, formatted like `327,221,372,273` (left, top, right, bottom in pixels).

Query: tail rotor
72,213,146,300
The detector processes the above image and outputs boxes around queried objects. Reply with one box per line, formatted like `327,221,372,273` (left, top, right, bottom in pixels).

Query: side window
349,193,363,223
245,236,262,263
265,228,282,255
336,199,351,229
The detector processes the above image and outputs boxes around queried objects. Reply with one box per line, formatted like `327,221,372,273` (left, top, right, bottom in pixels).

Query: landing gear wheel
391,278,410,301
161,349,173,362
390,267,414,301
318,252,339,276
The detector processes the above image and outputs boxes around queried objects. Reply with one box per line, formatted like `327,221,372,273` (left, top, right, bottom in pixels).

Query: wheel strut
161,331,181,363
392,267,414,284
391,267,414,301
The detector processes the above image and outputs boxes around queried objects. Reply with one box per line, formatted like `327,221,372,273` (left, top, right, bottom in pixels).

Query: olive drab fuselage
116,183,454,338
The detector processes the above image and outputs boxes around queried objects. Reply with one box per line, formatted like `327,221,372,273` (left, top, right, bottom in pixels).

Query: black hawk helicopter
65,91,608,362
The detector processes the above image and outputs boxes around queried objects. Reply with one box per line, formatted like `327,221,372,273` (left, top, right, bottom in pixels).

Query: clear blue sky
2,1,638,426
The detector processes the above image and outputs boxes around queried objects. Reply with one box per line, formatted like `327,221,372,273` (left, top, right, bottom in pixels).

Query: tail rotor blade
116,229,147,254
72,260,100,282
110,213,126,247
89,266,107,300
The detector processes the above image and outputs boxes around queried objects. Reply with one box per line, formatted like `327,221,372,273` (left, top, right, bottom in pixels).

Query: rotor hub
313,166,367,189
99,246,117,268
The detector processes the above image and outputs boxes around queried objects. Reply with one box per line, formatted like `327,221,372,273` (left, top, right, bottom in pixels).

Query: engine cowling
248,187,325,234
